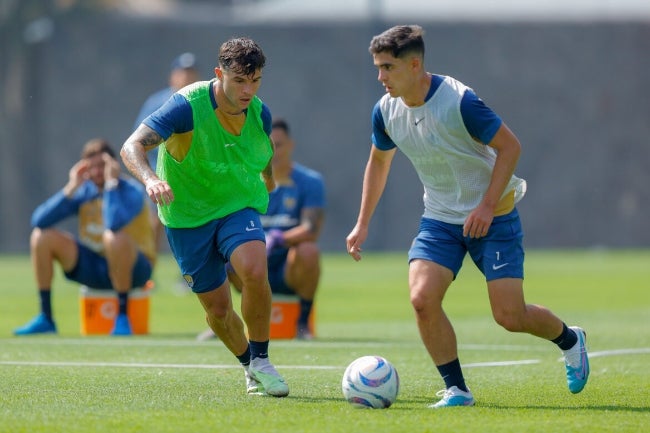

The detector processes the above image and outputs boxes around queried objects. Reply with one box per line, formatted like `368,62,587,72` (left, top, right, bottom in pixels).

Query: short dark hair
81,138,114,159
218,37,266,76
369,25,425,59
271,118,290,136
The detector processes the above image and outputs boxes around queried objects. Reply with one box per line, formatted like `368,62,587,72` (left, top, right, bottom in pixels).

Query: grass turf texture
1,250,648,433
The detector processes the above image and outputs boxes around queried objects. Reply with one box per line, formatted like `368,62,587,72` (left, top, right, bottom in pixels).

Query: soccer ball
341,355,400,409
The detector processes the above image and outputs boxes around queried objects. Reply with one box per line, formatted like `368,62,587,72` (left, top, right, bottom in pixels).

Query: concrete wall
2,8,649,253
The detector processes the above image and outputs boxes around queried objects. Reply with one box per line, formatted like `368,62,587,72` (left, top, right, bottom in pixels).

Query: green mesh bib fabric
157,81,272,228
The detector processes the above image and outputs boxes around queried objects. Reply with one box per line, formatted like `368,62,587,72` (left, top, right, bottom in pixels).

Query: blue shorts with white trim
165,208,266,293
408,208,524,281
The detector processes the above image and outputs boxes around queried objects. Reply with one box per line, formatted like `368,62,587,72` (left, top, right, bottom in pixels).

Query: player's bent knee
30,228,74,254
102,229,131,246
206,303,233,321
295,241,320,257
410,294,440,318
493,312,525,332
30,227,58,245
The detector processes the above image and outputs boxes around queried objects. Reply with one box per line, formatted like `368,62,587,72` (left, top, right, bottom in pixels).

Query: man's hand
145,178,174,206
463,202,494,239
265,229,285,254
346,225,367,262
63,159,88,197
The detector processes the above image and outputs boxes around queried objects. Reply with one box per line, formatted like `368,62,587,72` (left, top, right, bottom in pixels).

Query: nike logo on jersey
414,117,424,126
492,263,509,270
225,143,236,147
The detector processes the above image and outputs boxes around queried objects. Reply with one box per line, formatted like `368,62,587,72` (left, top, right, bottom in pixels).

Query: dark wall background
2,5,649,253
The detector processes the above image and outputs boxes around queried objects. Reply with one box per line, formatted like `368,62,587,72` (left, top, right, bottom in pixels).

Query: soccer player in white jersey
345,25,589,408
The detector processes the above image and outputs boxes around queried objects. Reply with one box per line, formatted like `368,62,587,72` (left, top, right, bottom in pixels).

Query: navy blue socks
552,323,578,350
39,289,52,321
237,346,252,367
117,292,128,315
437,358,469,392
249,340,269,360
298,298,313,326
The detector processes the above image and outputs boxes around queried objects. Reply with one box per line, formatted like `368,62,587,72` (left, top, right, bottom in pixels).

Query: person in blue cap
133,53,200,252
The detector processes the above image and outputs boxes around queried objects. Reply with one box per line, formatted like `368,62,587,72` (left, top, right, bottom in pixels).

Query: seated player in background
14,138,155,336
198,118,326,341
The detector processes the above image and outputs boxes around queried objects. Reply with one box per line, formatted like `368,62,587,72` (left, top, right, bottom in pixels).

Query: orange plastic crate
79,286,150,335
269,294,315,339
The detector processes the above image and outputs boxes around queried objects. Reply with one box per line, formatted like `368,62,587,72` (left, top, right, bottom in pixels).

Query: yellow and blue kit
31,177,155,289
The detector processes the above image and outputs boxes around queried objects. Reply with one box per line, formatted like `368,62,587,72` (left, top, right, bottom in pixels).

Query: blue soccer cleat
429,386,475,408
110,313,133,336
564,326,590,394
14,313,57,336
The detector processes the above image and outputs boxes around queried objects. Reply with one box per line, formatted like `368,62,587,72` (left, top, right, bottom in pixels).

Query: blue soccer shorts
165,208,266,293
408,208,524,281
65,242,153,289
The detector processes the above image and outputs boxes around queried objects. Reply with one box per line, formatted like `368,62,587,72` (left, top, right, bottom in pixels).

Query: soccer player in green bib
121,37,289,397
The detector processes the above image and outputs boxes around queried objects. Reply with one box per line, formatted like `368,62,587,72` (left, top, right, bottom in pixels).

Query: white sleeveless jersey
378,75,526,224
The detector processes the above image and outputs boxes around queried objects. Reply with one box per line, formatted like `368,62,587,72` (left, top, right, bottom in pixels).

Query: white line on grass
1,338,551,352
7,348,650,371
0,361,338,370
0,338,650,370
555,347,650,362
0,360,539,370
6,339,650,355
464,359,540,368
588,348,650,357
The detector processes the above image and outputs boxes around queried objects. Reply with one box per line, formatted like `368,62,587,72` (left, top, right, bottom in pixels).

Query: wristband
104,179,119,191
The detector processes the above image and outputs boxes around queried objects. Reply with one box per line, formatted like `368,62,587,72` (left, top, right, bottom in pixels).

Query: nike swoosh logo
492,263,509,270
225,143,236,147
245,227,260,232
414,118,424,126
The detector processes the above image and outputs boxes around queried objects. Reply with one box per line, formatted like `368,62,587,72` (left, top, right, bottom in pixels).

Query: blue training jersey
31,177,155,261
260,162,326,233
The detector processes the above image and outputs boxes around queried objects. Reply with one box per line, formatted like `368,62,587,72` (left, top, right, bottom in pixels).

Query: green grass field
1,250,649,433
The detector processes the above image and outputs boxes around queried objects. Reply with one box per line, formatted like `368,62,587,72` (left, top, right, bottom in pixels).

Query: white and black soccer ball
341,355,400,409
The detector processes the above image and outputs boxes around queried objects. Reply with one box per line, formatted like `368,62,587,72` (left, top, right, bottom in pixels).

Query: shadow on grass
477,403,650,413
284,394,650,413
286,394,433,407
296,400,650,413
